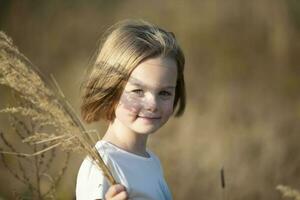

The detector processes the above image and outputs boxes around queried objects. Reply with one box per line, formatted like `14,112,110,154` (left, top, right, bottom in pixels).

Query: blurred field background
0,0,300,199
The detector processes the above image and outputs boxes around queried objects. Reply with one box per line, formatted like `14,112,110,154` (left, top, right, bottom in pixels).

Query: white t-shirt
76,140,172,200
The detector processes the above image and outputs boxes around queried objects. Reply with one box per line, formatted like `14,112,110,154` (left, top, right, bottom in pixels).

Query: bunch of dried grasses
0,99,70,199
277,185,300,200
0,31,116,191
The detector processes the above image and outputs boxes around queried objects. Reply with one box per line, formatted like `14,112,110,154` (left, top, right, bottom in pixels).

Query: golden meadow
0,0,299,199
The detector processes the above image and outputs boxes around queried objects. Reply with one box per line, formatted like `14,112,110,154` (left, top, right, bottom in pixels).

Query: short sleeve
76,156,110,200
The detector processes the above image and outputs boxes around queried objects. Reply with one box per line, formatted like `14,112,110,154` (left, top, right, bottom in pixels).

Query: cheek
161,101,174,117
117,93,143,115
114,104,137,124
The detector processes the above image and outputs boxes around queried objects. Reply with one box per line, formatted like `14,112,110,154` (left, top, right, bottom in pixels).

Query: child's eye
132,89,144,96
159,91,172,96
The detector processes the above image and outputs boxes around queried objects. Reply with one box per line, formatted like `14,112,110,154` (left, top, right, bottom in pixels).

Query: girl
76,19,186,200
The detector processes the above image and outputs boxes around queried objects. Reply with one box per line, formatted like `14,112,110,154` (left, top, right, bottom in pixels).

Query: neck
102,120,149,157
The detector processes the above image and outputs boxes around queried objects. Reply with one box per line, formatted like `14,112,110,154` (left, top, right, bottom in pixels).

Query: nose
143,94,158,112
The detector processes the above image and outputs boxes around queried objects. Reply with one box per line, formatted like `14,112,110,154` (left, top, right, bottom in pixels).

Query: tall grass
0,0,299,199
0,31,116,198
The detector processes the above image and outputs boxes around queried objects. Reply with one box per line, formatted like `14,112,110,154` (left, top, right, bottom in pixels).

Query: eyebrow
129,82,176,89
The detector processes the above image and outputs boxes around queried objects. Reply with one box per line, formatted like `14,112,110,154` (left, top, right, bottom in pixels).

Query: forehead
127,56,177,88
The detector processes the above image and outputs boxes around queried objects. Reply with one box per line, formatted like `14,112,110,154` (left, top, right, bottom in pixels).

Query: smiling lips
138,116,161,119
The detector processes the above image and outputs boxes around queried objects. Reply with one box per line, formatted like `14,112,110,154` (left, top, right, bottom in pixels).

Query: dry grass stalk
0,109,69,199
0,31,116,186
220,166,227,200
277,185,300,200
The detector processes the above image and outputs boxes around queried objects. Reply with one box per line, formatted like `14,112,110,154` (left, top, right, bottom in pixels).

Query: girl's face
113,56,177,135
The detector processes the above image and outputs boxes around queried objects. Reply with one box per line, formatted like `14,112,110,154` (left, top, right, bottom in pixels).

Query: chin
132,126,160,135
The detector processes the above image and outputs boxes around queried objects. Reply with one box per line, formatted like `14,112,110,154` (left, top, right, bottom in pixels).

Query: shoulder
76,141,115,200
79,140,119,173
146,149,165,173
95,140,123,159
76,140,117,182
147,149,160,163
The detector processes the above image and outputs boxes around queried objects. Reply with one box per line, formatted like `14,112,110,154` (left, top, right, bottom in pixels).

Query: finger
112,191,129,200
105,184,126,198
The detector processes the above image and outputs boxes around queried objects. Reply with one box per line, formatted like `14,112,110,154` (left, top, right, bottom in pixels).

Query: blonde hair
81,19,186,123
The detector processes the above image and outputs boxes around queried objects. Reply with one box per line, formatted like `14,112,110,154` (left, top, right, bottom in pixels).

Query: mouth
138,116,161,119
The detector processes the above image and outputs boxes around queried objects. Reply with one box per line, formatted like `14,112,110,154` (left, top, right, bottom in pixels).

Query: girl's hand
105,184,129,200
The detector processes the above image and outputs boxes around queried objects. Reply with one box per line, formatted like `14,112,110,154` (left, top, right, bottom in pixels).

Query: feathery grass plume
0,31,116,185
0,106,70,199
277,185,300,200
